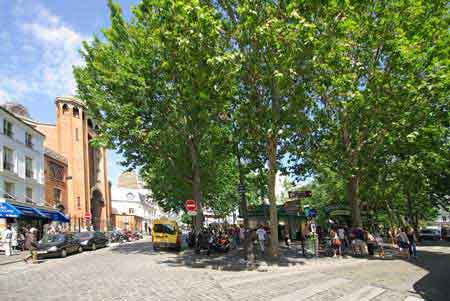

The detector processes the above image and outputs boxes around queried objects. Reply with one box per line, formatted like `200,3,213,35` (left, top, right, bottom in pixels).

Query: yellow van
152,218,181,251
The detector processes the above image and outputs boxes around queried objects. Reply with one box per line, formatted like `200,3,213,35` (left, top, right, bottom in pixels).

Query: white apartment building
0,105,45,205
111,185,165,231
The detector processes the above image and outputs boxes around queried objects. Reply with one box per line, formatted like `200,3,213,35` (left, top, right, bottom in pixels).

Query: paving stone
0,239,447,300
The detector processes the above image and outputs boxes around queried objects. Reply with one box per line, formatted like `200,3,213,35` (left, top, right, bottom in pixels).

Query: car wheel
61,249,67,258
78,246,83,253
92,243,97,251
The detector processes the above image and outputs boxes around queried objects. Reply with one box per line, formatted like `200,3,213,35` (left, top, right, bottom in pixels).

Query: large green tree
291,0,450,227
74,0,238,230
215,0,318,258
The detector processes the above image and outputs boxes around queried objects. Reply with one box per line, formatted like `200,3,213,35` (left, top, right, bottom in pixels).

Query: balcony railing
3,161,14,172
26,141,34,149
3,193,15,200
26,169,34,178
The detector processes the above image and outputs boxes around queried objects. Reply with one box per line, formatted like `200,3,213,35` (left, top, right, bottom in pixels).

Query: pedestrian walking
364,230,376,256
283,226,290,248
330,229,341,257
1,225,13,256
23,229,38,264
234,225,241,247
337,226,346,253
11,226,18,255
256,225,267,254
407,227,418,258
396,227,410,259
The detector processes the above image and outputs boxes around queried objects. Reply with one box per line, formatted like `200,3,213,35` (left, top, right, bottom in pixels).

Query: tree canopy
75,0,450,256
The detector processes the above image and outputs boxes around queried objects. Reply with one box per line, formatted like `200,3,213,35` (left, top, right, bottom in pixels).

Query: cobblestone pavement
1,239,448,300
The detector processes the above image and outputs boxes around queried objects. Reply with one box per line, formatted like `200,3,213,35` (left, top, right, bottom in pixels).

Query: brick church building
19,96,112,231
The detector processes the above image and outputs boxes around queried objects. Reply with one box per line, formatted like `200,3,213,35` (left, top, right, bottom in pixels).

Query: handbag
332,239,341,246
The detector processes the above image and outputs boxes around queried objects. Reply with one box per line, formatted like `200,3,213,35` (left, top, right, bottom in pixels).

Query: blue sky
0,0,139,184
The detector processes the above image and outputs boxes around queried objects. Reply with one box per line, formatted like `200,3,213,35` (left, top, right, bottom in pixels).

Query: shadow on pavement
111,240,325,271
363,241,450,301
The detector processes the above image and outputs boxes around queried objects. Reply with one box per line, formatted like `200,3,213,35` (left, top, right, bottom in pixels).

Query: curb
0,257,26,266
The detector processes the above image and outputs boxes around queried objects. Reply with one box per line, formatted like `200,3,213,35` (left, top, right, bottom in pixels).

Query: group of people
328,226,384,258
1,224,41,263
1,223,68,264
327,225,419,259
394,227,418,259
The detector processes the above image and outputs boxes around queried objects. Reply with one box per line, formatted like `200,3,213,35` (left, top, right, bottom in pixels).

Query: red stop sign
84,212,92,219
185,200,197,211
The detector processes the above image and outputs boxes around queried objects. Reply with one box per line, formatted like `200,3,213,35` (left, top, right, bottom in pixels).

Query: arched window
62,104,69,114
73,106,80,118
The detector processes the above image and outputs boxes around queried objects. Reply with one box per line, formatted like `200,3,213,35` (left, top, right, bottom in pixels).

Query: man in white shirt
2,225,13,256
255,225,267,253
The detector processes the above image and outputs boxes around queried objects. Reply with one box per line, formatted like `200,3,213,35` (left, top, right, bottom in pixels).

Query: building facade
111,171,165,232
0,106,45,206
20,96,112,231
0,104,69,234
43,147,68,213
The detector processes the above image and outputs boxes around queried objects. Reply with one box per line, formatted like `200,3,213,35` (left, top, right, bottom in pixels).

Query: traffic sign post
288,191,312,199
185,200,197,216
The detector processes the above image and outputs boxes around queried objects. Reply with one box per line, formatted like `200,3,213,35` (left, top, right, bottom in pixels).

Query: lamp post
219,112,254,262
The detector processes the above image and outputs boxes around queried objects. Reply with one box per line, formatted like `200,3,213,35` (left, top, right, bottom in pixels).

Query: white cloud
0,3,87,104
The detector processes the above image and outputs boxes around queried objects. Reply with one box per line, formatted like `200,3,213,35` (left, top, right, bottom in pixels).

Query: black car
75,232,109,250
36,233,83,258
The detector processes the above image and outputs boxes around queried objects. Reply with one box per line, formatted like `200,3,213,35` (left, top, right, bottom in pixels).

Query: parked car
75,232,109,250
36,233,82,258
419,228,441,241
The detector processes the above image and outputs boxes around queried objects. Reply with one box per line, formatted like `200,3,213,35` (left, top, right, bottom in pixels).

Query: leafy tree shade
215,0,318,258
290,0,450,227
74,0,238,230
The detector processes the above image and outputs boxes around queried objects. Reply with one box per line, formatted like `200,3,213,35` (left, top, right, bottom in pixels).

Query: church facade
21,96,112,231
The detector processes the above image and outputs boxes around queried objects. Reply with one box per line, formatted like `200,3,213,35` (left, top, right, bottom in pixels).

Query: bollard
32,250,37,264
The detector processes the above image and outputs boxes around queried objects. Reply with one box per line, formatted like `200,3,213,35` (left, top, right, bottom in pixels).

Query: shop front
245,203,306,241
0,200,69,239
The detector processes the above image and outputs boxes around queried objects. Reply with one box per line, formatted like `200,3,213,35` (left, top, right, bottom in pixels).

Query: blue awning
12,204,47,218
37,208,70,223
0,202,21,218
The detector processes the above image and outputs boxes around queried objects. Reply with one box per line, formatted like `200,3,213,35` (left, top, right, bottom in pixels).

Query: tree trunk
187,135,203,232
347,175,362,228
235,139,255,262
267,134,279,258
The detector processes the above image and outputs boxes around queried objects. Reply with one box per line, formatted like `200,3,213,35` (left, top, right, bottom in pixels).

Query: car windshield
153,224,176,235
421,229,435,234
75,232,94,239
41,234,65,243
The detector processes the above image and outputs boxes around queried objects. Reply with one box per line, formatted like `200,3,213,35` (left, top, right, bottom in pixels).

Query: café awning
0,202,21,218
0,201,69,222
37,208,70,223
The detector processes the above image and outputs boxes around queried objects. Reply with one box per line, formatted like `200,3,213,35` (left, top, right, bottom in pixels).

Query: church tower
53,96,111,231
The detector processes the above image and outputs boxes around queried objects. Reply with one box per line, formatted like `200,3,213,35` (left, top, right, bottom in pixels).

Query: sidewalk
175,241,371,271
0,251,28,266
